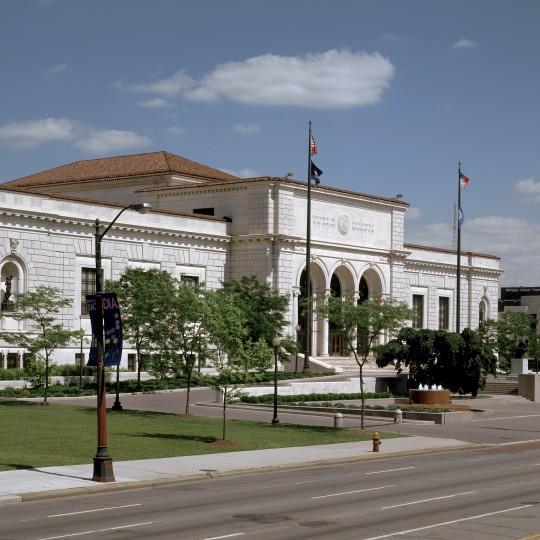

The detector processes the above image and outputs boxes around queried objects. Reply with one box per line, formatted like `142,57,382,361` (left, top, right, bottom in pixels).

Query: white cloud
404,206,423,221
233,124,261,136
165,126,187,136
452,38,477,49
515,177,540,202
123,50,395,109
115,70,195,97
406,214,540,286
135,98,173,109
0,117,151,154
0,117,78,148
221,167,260,178
43,63,67,77
74,130,152,154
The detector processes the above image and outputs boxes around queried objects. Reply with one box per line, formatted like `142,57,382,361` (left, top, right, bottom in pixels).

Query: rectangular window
180,275,199,287
81,267,96,315
128,354,136,371
193,207,214,216
412,294,424,329
439,297,450,330
7,353,18,369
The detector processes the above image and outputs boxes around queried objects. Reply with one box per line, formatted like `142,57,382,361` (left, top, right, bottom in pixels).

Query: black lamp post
295,324,301,373
111,363,122,411
272,335,281,425
92,202,151,482
78,328,85,395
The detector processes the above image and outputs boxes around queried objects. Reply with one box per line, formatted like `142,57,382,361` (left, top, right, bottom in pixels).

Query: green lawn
0,400,403,472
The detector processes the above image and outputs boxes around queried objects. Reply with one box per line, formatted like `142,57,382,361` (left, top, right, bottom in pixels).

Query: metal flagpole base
92,449,115,482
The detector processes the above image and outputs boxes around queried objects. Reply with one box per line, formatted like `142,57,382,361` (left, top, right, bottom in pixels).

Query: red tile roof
3,151,238,187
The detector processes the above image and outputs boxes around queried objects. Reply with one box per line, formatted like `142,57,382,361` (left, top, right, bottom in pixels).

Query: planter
409,389,450,405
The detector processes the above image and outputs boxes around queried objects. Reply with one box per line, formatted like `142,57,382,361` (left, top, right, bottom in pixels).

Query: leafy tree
160,283,209,414
203,289,251,439
221,275,289,345
0,286,79,403
482,311,538,373
316,296,412,428
106,268,177,390
376,327,497,397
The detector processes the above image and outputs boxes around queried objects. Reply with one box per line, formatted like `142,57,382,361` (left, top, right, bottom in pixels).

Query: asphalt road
3,441,540,539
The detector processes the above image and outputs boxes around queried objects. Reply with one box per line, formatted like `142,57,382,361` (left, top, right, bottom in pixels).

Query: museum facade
0,151,502,370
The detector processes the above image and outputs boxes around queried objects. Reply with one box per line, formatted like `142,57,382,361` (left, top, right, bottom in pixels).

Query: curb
4,442,483,505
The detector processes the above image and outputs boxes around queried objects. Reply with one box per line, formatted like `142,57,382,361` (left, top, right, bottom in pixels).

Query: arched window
479,300,487,325
1,261,20,312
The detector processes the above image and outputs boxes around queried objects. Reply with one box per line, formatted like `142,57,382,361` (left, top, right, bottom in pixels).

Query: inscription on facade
313,213,375,238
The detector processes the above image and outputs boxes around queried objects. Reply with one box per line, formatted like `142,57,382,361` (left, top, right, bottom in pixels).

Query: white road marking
203,534,245,540
362,504,532,539
47,504,142,518
366,467,415,475
474,414,540,422
37,521,155,539
311,485,397,499
381,490,477,509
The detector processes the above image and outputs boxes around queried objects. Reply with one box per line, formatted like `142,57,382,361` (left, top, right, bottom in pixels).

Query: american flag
310,135,317,156
460,172,469,188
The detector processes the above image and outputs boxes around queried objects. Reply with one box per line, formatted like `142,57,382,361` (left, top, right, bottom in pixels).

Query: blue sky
1,0,539,288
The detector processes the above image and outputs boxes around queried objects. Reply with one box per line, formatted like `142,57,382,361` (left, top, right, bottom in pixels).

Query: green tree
0,286,79,403
106,267,177,390
484,311,537,373
160,283,209,414
376,328,497,397
203,289,251,440
317,296,412,428
221,275,289,345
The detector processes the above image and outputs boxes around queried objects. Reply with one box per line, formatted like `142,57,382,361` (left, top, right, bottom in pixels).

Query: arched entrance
329,273,343,355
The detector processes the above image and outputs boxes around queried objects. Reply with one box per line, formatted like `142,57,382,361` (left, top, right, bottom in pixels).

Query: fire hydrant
373,431,381,452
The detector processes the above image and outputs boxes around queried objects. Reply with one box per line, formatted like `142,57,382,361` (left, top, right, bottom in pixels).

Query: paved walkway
0,436,476,505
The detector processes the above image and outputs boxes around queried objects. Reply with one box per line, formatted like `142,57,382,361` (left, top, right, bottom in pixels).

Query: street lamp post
78,328,85,395
272,335,281,425
111,363,122,411
92,202,151,483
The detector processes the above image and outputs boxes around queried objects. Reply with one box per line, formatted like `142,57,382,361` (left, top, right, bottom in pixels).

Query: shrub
23,357,48,389
0,368,25,380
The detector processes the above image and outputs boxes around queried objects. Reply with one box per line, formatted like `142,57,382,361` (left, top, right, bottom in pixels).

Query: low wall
518,373,540,402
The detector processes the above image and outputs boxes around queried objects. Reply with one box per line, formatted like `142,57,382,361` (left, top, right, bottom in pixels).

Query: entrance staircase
312,355,399,375
479,377,518,396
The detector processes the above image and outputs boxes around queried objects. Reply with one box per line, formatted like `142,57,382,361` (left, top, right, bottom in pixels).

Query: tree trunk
222,390,227,440
44,357,49,404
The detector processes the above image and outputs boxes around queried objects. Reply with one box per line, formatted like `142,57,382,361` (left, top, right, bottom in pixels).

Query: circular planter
409,389,450,405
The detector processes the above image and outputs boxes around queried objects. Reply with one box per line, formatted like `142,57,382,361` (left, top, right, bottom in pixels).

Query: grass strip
0,400,403,472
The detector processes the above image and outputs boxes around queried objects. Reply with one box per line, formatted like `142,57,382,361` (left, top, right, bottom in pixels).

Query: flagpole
456,161,462,333
303,121,312,371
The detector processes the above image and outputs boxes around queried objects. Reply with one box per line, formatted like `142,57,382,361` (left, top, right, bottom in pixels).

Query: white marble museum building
0,151,502,371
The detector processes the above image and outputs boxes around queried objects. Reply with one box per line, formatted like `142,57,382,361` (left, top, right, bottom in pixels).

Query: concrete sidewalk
0,436,478,505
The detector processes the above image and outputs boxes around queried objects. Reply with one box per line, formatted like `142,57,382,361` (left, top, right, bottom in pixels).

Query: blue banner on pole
85,292,123,367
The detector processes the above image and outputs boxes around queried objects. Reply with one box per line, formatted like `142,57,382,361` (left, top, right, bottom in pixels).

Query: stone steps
479,381,518,395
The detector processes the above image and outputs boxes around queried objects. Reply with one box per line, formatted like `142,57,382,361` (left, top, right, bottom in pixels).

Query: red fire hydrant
373,431,381,452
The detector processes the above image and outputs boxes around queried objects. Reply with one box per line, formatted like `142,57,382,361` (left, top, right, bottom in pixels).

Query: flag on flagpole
458,204,464,228
459,172,469,188
310,135,317,156
310,161,323,184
